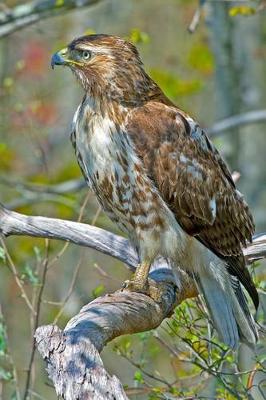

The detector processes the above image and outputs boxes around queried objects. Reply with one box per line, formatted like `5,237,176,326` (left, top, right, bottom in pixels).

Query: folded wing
127,101,258,308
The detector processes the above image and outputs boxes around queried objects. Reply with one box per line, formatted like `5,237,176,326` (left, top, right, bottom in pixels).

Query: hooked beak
51,48,69,69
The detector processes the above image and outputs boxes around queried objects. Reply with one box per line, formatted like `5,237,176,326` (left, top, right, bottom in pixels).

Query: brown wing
126,101,258,307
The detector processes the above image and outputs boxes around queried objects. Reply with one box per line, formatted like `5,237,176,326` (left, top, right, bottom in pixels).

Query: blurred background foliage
0,0,266,399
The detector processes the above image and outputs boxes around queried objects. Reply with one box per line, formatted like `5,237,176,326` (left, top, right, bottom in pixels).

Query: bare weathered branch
35,269,191,399
0,202,138,269
243,233,266,263
0,202,265,266
0,0,102,39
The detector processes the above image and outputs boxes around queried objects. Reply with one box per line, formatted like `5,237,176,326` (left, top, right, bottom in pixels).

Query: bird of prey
51,34,259,348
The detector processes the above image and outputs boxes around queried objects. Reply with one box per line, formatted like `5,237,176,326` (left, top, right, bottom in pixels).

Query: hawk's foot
122,277,149,293
122,277,167,303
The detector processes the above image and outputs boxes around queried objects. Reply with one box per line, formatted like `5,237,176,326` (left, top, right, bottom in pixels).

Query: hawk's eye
82,50,91,60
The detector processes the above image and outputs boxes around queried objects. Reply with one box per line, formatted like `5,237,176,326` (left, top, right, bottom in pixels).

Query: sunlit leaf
128,29,150,44
3,77,14,89
229,6,256,17
188,43,214,75
134,370,145,384
92,284,105,298
150,69,202,100
0,143,15,171
0,320,7,356
83,28,96,35
55,0,64,6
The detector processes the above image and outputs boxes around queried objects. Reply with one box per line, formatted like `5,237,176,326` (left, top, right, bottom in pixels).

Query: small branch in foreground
188,0,207,33
0,0,102,39
23,239,50,400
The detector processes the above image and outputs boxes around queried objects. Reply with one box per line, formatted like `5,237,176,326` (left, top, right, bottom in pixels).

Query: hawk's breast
72,101,167,241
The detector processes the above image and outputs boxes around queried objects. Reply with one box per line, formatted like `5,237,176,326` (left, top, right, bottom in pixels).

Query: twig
118,349,172,388
0,176,86,195
6,193,77,211
0,237,35,314
0,304,21,400
28,390,47,400
94,262,121,283
91,205,102,226
53,258,81,324
23,239,50,400
188,0,207,33
207,109,266,136
47,192,91,270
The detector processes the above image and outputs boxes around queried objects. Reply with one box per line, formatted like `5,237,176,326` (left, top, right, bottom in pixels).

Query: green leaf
127,29,150,44
0,143,15,171
33,246,42,263
188,43,214,75
149,69,202,100
134,370,145,384
0,246,6,263
0,367,12,381
92,284,105,298
3,77,14,89
21,264,39,286
0,321,7,356
229,6,256,17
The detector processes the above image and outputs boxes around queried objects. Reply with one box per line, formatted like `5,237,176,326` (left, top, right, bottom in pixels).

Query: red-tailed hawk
51,34,258,348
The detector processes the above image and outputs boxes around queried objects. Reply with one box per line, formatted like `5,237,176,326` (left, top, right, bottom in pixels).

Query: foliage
149,68,202,100
187,42,214,75
127,28,150,44
229,6,256,17
113,295,266,399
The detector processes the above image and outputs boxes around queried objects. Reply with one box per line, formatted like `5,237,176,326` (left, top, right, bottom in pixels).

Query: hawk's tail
195,261,258,349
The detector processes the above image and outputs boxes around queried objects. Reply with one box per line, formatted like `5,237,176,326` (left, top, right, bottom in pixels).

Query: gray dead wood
0,203,265,266
35,283,180,400
0,202,265,399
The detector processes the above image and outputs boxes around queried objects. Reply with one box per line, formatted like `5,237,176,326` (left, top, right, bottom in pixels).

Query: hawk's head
51,34,158,104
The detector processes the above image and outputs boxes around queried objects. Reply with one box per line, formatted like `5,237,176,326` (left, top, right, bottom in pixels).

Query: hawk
51,34,259,348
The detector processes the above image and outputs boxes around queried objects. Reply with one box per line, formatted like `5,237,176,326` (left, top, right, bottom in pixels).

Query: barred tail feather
230,277,258,345
195,261,258,349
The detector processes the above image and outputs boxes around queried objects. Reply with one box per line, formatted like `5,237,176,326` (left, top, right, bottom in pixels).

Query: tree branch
0,0,102,39
0,176,86,195
0,202,265,266
1,201,265,398
35,281,179,399
207,109,266,136
0,202,138,269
